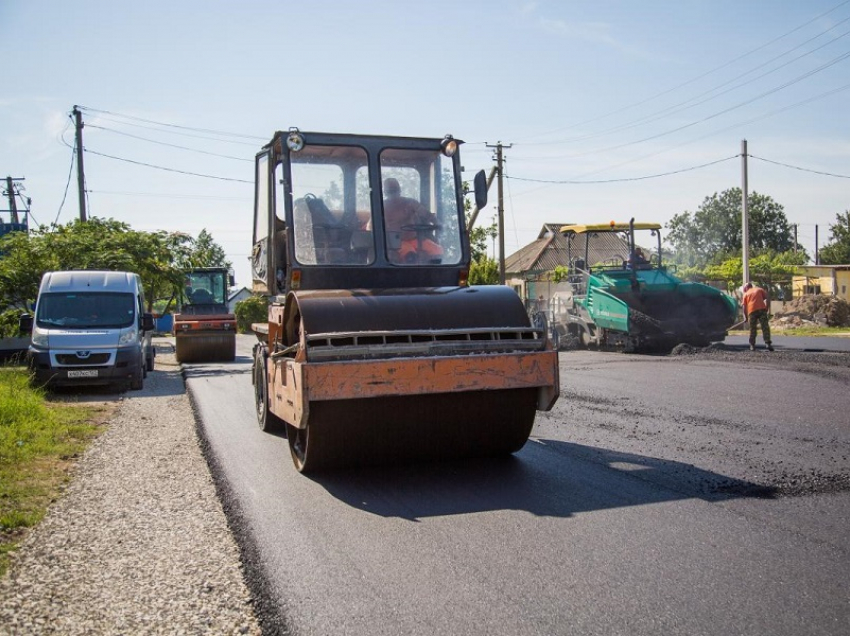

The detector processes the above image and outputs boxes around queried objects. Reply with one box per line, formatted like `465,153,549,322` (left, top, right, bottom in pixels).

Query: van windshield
36,292,136,329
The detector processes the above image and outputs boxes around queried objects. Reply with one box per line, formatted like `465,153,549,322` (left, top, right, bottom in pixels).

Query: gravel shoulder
0,348,261,635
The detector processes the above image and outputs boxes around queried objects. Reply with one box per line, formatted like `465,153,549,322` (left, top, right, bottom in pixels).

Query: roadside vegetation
234,295,269,333
0,365,109,576
0,219,231,337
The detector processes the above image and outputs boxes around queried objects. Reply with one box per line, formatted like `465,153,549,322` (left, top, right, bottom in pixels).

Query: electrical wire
76,105,266,141
54,136,77,227
83,149,253,183
750,155,850,178
88,190,247,201
82,112,261,146
531,48,850,163
508,155,739,184
528,23,850,148
85,124,253,162
518,0,850,142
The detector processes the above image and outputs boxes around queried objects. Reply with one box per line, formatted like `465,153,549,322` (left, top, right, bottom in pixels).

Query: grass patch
0,366,110,576
729,326,850,337
770,326,850,337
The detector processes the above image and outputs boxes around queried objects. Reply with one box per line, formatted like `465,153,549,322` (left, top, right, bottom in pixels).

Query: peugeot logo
76,351,91,359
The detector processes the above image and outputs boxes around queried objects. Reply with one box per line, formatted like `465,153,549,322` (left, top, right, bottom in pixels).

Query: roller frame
267,349,560,431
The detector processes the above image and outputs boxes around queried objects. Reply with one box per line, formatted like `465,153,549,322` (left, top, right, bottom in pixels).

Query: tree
234,295,268,333
0,217,191,314
469,257,498,285
819,210,850,265
703,250,805,294
666,188,798,267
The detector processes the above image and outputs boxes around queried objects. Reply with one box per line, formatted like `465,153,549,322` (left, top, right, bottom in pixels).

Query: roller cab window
289,144,375,266
380,148,462,266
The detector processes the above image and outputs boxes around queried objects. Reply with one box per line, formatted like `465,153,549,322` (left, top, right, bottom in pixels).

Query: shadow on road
311,439,776,521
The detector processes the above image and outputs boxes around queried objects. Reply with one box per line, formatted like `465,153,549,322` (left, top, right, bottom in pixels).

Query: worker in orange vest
742,282,774,351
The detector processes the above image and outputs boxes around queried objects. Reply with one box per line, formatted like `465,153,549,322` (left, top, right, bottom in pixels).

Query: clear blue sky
2,0,848,286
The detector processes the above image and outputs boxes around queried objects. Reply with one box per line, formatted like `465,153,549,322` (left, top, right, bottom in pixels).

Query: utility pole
741,139,749,285
73,105,88,222
815,225,819,265
4,176,22,224
486,141,512,285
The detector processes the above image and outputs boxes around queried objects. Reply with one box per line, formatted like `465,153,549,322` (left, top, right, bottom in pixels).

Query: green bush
234,295,269,333
0,309,27,339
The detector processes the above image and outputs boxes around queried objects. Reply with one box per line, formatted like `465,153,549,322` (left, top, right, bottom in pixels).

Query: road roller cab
173,267,237,362
251,129,560,472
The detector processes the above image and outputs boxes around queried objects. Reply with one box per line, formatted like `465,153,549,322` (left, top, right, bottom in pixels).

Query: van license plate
67,370,98,378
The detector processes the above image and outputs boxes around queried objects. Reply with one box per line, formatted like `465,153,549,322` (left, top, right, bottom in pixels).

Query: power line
55,135,77,227
538,48,850,162
88,189,248,201
517,0,850,142
84,149,252,183
750,155,850,178
539,81,850,181
85,124,253,162
531,23,850,149
76,105,266,141
507,155,738,185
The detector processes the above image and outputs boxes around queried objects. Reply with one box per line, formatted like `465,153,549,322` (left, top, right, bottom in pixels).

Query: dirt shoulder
0,347,261,635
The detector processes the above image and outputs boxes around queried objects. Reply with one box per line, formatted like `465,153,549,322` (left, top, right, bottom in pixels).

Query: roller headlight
441,135,458,157
286,129,305,152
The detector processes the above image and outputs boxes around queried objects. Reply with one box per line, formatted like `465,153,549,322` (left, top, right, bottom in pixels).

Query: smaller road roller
173,267,237,363
250,129,560,472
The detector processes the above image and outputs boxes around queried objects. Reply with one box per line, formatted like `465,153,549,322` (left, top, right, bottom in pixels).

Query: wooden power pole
486,141,512,285
73,106,88,222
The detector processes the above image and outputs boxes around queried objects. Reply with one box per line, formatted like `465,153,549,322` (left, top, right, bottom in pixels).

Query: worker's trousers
748,309,771,345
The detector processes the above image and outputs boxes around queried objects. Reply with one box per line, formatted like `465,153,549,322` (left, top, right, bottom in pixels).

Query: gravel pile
771,294,850,328
0,350,261,635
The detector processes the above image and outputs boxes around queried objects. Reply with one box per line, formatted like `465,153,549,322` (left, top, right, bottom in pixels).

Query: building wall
792,268,850,301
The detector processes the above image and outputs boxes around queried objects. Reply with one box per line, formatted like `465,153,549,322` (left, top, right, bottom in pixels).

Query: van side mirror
473,169,488,211
19,313,33,334
141,313,155,332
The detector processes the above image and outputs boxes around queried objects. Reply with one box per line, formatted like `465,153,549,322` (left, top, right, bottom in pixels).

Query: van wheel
130,365,144,390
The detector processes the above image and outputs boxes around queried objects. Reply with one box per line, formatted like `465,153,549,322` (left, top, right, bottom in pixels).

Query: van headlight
119,328,138,345
31,330,48,348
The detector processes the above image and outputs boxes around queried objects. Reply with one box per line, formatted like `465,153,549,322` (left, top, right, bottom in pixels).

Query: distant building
504,223,633,321
504,224,573,312
227,287,252,313
792,265,850,302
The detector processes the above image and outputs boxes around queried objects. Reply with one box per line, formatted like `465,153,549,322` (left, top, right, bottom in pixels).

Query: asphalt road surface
186,335,850,636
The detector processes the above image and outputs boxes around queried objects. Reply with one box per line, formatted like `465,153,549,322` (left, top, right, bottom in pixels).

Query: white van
20,271,155,390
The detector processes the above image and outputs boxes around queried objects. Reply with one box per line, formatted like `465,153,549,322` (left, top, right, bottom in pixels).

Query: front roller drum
174,333,236,363
286,388,538,473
